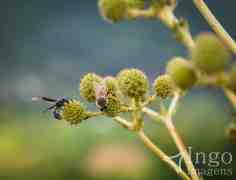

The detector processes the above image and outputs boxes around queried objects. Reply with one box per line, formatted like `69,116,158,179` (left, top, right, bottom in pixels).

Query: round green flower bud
226,65,236,91
104,76,119,95
80,73,102,102
104,95,121,117
153,74,175,99
166,57,197,90
191,33,230,74
98,0,128,23
117,68,149,99
61,100,88,125
126,0,145,9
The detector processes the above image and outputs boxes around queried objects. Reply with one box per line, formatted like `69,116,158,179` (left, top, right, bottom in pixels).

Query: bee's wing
94,81,107,98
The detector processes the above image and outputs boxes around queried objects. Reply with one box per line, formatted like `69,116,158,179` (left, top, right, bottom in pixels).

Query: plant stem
164,117,199,180
168,91,181,115
138,130,191,180
112,116,191,180
156,7,195,51
143,93,200,180
129,6,195,51
193,0,236,54
224,88,236,110
142,107,164,123
164,93,200,180
132,98,143,130
157,6,177,27
141,94,157,107
120,106,134,113
113,116,134,130
128,8,156,19
87,111,104,118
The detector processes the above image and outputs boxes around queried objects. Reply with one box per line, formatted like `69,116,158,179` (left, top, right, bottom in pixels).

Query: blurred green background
0,0,236,179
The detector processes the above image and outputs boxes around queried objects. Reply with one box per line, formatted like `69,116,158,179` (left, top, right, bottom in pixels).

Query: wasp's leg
53,110,62,120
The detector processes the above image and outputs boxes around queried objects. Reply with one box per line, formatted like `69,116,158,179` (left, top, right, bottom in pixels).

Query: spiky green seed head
61,100,88,125
80,73,102,102
104,76,119,95
126,0,145,9
226,65,236,91
191,33,230,74
117,68,149,98
166,57,197,90
153,74,175,99
98,0,128,23
104,95,121,117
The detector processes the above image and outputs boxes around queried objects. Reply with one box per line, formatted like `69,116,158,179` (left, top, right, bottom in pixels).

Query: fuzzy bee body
94,81,109,111
96,97,108,111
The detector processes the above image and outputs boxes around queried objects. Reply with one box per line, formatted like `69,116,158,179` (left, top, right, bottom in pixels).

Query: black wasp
32,96,69,120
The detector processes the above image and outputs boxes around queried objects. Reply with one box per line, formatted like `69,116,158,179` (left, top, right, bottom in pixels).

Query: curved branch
138,130,191,180
193,0,236,54
224,88,236,110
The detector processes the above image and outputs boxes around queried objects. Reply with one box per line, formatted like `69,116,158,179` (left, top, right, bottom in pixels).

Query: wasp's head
55,97,69,108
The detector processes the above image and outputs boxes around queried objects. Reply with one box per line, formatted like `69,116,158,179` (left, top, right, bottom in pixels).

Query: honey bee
94,81,109,111
32,96,69,120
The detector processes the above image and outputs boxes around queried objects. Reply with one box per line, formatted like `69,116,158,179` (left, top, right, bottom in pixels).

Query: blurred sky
0,0,235,108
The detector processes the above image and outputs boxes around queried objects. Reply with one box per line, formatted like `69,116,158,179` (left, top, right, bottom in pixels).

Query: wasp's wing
32,96,57,102
47,104,57,110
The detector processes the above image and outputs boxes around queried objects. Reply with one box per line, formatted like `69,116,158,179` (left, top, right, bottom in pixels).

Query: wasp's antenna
32,96,57,102
42,97,57,102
